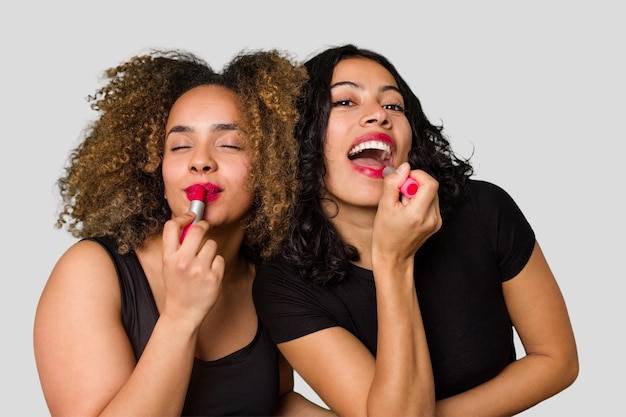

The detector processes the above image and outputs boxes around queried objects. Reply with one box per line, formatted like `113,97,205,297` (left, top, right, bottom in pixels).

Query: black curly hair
282,44,474,285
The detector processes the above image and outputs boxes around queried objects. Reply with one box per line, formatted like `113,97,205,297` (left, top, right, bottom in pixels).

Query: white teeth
348,140,391,160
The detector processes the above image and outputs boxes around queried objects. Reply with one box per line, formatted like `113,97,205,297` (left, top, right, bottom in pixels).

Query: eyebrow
166,123,238,138
330,80,401,95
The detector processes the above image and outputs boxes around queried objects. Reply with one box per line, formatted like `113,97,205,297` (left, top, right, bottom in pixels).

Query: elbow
560,337,580,389
550,343,579,393
562,349,579,389
367,387,435,417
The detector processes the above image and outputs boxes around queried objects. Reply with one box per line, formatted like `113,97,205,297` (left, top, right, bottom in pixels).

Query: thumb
381,163,411,202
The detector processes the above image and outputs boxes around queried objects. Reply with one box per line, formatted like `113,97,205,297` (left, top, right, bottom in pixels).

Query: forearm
100,314,197,416
368,260,435,416
435,352,578,417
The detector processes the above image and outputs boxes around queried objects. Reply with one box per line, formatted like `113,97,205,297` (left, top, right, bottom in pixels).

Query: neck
324,200,376,270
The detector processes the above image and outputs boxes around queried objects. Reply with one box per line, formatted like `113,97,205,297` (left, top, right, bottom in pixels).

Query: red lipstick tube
180,184,206,243
382,166,419,198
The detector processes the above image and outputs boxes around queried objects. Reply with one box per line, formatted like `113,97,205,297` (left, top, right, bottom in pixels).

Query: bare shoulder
34,239,138,415
36,239,122,325
47,239,118,288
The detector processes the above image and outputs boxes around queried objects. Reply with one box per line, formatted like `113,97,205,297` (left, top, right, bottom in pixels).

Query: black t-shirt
88,236,280,416
253,180,535,400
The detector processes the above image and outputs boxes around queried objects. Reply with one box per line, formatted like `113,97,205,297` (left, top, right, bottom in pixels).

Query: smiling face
323,57,413,209
162,84,253,228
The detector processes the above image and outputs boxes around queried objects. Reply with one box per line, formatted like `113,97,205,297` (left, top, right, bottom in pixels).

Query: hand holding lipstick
180,184,206,243
382,166,419,198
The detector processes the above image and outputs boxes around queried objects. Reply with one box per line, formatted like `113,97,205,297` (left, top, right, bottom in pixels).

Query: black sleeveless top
87,237,280,416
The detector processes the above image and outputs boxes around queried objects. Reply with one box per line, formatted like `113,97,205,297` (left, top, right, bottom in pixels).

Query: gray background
2,1,623,415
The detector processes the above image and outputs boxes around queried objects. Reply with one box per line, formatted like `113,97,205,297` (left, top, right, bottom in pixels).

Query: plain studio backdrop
2,1,623,415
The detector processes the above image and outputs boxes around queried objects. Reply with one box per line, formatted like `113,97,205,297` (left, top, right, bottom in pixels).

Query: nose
189,147,214,173
360,103,390,127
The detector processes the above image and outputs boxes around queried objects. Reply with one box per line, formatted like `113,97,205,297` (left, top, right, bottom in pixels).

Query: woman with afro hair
34,48,333,416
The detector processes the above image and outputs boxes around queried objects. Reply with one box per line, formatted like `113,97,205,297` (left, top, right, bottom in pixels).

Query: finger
197,239,225,285
380,162,412,205
210,254,225,277
196,236,218,258
408,171,439,208
180,220,211,249
163,217,189,254
163,213,195,252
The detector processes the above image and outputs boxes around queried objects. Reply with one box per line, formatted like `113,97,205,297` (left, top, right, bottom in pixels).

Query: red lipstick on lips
180,184,206,243
350,133,394,178
354,132,393,145
187,183,206,202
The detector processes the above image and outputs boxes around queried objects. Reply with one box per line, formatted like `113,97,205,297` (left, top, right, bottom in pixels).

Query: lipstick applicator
382,166,419,199
180,184,206,243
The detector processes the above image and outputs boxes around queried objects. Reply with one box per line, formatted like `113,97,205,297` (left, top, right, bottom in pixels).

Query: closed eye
219,144,243,150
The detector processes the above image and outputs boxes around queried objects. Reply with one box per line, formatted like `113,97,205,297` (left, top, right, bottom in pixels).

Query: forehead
169,84,241,118
331,57,398,87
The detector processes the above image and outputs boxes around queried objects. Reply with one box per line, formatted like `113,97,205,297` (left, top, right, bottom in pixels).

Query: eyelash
384,103,405,112
332,99,352,107
220,144,243,150
169,143,243,152
332,99,405,113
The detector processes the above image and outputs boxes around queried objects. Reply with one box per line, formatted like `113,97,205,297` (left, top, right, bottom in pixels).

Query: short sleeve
253,261,338,344
469,180,536,281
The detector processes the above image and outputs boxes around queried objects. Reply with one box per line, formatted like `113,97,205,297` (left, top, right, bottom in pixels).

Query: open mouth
348,140,392,169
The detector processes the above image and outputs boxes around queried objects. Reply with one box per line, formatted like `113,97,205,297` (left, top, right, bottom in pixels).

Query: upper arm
278,326,376,416
34,240,136,416
503,242,578,373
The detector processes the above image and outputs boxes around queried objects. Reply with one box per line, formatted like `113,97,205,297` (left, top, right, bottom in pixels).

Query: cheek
228,158,253,194
161,157,182,200
321,144,343,194
161,152,176,174
396,120,413,160
233,174,255,213
324,120,347,164
323,139,342,164
325,115,346,145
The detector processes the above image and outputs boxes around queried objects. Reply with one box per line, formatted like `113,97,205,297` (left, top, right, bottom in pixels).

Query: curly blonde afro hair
56,48,307,260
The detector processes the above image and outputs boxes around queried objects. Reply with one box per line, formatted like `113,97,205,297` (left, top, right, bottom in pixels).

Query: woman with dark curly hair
253,44,578,416
34,48,333,416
